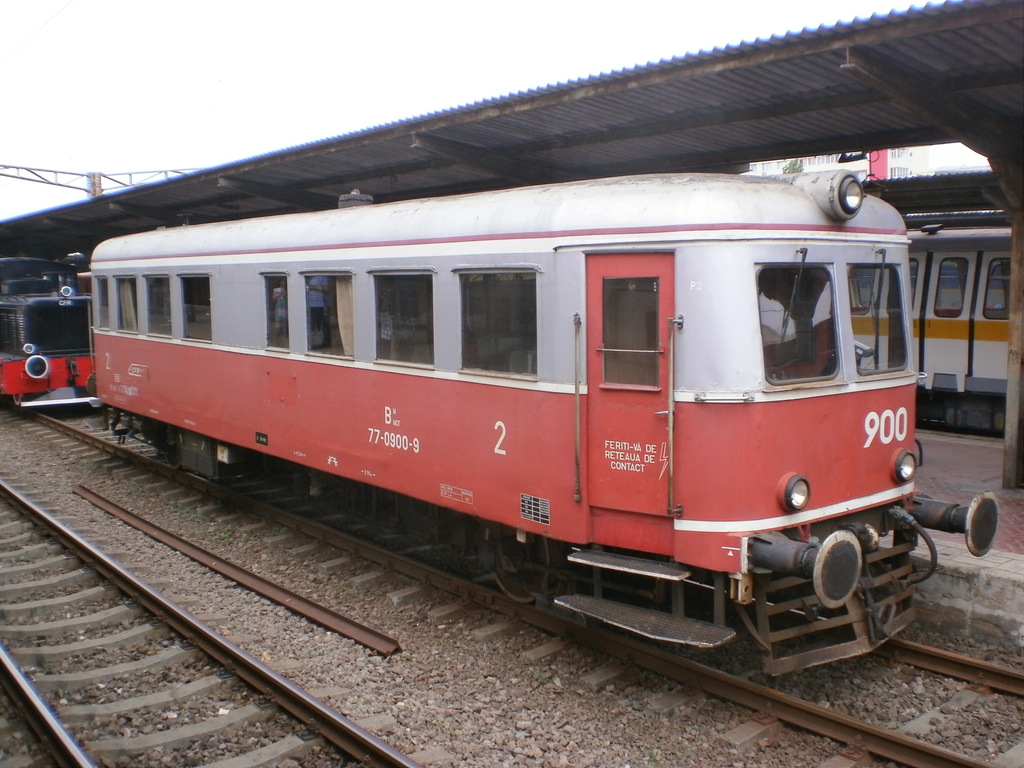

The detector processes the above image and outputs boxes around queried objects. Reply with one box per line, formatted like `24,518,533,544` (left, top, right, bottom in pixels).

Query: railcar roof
2,0,1019,260
90,174,907,263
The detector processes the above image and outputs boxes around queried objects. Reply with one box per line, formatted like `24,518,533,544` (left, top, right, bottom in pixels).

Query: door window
601,276,660,387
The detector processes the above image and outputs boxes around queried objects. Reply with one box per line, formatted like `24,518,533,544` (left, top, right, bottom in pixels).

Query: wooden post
1004,208,1024,488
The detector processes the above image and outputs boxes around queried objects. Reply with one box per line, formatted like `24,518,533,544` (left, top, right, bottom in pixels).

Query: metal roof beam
217,176,336,211
841,46,1023,166
582,126,947,179
107,202,188,227
411,133,571,185
508,91,886,157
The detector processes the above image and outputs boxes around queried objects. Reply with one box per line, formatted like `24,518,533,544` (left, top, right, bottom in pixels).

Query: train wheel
492,535,565,604
164,427,182,469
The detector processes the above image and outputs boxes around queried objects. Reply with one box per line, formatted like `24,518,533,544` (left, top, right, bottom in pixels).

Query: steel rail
876,637,1024,697
72,484,400,656
0,640,97,768
215,491,1001,768
0,477,422,768
28,412,1011,767
565,628,999,768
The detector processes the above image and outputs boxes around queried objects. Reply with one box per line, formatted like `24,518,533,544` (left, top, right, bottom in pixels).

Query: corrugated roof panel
1,0,1018,258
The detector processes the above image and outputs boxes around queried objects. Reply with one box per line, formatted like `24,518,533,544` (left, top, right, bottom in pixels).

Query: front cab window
848,264,908,375
758,265,837,383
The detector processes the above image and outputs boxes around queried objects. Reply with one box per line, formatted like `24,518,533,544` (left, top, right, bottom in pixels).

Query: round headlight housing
836,173,864,217
786,170,865,221
894,449,917,482
779,473,811,511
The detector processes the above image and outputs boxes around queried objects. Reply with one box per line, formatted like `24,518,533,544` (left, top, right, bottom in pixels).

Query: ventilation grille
520,494,550,526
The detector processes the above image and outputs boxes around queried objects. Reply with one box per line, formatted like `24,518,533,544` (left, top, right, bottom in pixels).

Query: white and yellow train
910,227,1010,433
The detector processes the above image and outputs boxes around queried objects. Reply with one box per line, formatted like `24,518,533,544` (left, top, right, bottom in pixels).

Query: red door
586,253,676,516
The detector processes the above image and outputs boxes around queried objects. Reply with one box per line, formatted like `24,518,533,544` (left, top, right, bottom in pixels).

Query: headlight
836,173,864,217
894,449,917,482
779,473,811,511
786,170,864,221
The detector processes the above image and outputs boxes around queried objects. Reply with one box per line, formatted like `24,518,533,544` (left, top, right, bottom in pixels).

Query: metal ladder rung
568,550,690,580
555,594,735,647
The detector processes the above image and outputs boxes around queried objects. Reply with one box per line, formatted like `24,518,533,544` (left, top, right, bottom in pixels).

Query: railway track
0,475,420,767
7,407,1024,767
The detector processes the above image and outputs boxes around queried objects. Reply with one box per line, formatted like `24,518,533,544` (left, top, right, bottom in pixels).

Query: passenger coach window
461,272,537,375
934,257,968,317
602,276,659,387
265,275,289,349
375,274,433,364
181,276,212,341
115,277,138,332
984,259,1009,319
305,274,352,356
95,277,109,328
146,276,171,336
758,266,837,383
848,265,907,375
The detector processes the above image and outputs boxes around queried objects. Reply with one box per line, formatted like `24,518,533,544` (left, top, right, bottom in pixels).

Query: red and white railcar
91,173,997,672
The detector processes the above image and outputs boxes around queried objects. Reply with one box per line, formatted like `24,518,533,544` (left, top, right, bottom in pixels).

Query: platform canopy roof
0,0,1020,260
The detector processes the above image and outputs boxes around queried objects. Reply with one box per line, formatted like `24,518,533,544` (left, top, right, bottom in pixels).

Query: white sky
0,0,981,222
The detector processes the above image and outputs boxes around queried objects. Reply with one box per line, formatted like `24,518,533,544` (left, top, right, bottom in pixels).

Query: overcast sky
2,0,973,222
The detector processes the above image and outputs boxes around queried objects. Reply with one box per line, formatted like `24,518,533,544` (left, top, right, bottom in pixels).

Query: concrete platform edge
913,541,1024,651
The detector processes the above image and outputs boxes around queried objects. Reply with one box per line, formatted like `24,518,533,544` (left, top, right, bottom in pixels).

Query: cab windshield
758,265,837,383
848,264,908,375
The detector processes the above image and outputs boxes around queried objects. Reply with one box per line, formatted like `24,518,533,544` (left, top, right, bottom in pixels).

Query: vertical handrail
573,312,582,502
667,315,684,516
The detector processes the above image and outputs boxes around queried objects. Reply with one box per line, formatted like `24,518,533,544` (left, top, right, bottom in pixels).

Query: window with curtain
305,274,353,356
116,277,138,332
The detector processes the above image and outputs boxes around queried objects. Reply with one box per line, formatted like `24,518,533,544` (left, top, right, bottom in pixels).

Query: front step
555,594,735,647
568,550,691,580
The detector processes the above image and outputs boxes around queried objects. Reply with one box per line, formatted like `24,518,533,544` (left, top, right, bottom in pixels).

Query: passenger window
305,274,353,356
983,259,1009,320
847,264,907,375
181,276,212,341
460,272,537,375
934,257,967,317
265,275,289,349
602,276,659,387
375,274,433,364
758,266,837,383
95,277,109,329
146,276,171,336
115,277,138,332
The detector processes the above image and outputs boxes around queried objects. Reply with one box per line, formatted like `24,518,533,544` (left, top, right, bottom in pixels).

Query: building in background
748,143,990,180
